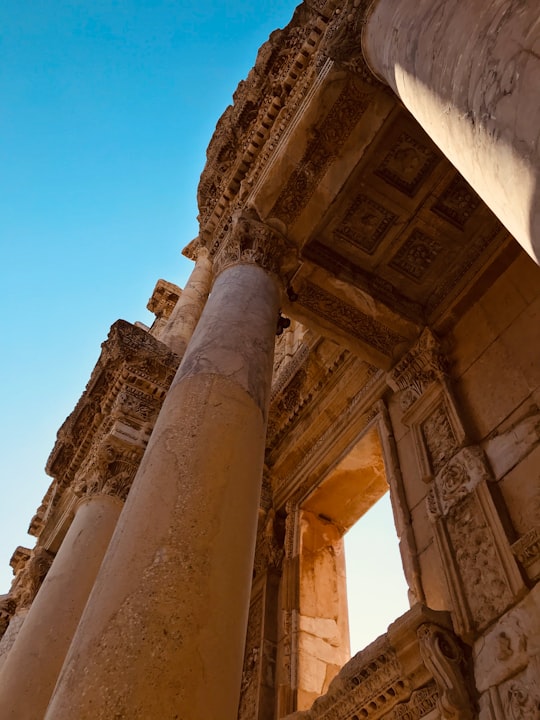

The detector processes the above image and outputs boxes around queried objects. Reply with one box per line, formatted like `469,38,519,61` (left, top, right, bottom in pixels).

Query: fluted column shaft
159,246,212,356
45,232,283,719
0,494,122,720
363,0,540,263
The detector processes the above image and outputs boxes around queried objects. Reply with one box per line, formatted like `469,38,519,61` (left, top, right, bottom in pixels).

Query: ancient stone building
0,1,539,718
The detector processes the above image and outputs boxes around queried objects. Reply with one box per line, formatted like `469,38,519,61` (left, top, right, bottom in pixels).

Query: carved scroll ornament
417,623,474,720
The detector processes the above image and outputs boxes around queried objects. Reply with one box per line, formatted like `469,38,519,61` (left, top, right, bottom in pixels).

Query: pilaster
387,329,526,642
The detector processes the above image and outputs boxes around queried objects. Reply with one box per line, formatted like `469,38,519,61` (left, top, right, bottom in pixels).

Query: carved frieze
389,683,438,719
271,79,370,225
299,281,406,356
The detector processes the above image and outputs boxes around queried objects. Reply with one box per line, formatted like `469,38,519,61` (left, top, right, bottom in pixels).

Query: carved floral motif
447,496,514,629
421,406,458,475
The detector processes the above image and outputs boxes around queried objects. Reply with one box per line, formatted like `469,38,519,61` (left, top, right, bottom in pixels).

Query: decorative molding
511,526,540,581
271,78,370,225
299,281,407,357
427,446,491,518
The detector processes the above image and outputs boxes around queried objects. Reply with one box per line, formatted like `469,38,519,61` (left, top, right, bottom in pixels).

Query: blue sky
0,1,408,652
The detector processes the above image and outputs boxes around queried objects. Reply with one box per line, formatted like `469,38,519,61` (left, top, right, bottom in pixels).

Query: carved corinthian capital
322,0,381,85
74,436,142,503
212,207,296,281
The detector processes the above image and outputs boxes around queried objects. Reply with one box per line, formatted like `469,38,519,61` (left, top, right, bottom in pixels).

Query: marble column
0,493,122,720
45,213,286,720
158,244,213,356
362,0,540,263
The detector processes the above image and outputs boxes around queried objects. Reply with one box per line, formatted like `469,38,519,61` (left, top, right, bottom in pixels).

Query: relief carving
417,623,473,720
271,80,370,224
447,496,514,630
299,281,406,356
322,0,381,86
432,446,491,517
421,405,458,475
389,230,443,283
505,682,540,720
332,192,398,255
374,133,439,197
390,683,439,719
387,328,448,410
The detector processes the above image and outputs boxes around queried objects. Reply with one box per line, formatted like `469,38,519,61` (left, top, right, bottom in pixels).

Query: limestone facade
1,1,539,718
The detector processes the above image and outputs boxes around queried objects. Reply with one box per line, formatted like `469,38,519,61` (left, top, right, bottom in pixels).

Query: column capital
74,437,142,503
209,207,297,283
321,0,381,85
386,328,449,411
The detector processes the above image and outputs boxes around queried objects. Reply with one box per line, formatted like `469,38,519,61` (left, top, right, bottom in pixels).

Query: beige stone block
484,407,540,480
479,270,528,337
451,302,496,378
457,339,531,439
498,444,540,535
298,632,346,667
387,390,409,442
297,653,328,695
396,430,428,512
298,615,341,645
502,294,540,391
417,542,449,612
506,251,540,306
410,499,433,554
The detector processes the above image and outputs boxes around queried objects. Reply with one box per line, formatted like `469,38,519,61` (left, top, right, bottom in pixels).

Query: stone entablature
0,321,179,646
